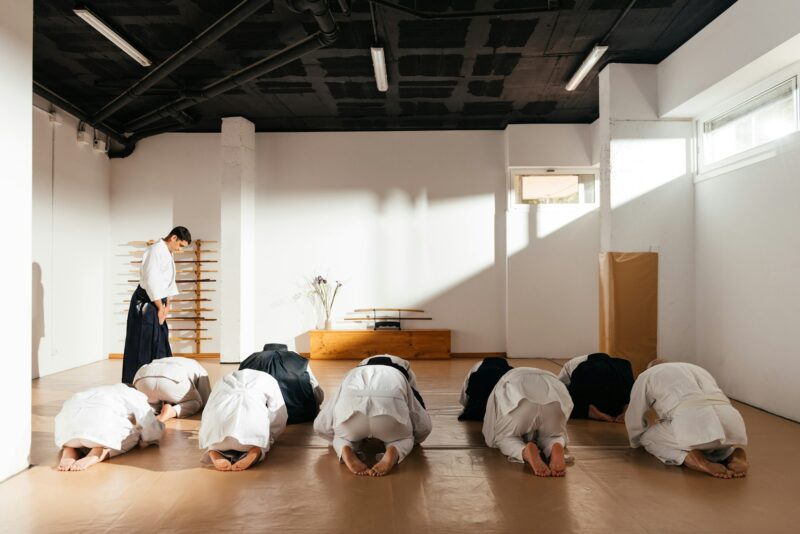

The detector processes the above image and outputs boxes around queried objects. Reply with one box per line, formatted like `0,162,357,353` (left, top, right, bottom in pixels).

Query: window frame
696,62,800,180
507,167,600,212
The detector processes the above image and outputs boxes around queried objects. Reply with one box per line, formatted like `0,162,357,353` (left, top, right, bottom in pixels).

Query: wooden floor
2,358,798,533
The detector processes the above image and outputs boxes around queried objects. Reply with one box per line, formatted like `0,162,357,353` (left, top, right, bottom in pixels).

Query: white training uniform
55,384,164,457
359,354,421,391
483,367,573,462
140,239,179,302
625,362,747,465
199,369,287,464
133,357,212,418
557,355,590,386
314,359,432,463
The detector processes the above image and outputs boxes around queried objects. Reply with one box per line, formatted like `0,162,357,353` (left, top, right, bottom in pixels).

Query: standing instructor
122,226,191,383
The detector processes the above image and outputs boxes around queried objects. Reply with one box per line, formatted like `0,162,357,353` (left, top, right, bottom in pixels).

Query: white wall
109,134,221,356
255,131,507,354
0,0,32,482
600,64,696,362
659,0,800,118
505,124,600,357
32,102,111,378
695,132,800,421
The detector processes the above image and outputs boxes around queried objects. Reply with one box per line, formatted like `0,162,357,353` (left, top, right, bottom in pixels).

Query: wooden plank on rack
353,308,425,313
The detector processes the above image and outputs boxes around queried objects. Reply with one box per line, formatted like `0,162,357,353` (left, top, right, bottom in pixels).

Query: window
701,77,798,167
514,173,596,205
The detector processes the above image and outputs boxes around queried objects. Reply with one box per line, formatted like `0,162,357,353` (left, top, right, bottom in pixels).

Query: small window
702,77,798,166
515,173,596,205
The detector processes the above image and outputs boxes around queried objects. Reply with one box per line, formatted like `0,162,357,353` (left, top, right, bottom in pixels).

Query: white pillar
0,0,32,481
219,117,255,363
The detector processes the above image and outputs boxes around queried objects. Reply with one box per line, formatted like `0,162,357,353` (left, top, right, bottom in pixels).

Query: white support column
0,0,32,481
219,117,255,363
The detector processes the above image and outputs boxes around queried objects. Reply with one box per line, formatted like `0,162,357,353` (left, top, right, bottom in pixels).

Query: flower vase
324,319,333,330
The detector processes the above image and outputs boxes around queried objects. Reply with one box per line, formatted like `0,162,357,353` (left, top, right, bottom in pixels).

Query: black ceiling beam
90,0,274,124
125,0,339,133
367,0,563,19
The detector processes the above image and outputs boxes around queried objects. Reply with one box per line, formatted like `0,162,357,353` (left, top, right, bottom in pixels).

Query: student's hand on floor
158,307,167,325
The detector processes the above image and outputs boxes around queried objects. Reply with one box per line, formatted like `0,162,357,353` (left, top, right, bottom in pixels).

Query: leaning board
310,329,451,360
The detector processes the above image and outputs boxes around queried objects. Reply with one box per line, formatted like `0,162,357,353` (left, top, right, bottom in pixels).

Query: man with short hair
625,359,749,479
122,226,191,383
133,356,212,422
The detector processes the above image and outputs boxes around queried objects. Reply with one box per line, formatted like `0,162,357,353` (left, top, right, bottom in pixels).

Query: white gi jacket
55,384,164,450
140,239,179,302
313,363,432,446
359,354,421,391
132,356,212,414
483,368,573,461
199,370,288,454
557,355,590,386
625,362,746,451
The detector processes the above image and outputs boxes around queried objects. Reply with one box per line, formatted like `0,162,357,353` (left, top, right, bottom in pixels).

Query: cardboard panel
599,252,658,376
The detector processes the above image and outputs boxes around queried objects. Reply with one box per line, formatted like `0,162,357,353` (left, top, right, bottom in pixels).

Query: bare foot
231,447,262,471
57,447,81,471
208,450,232,472
683,449,733,479
725,448,748,478
370,446,399,477
549,443,566,477
342,445,369,476
588,404,615,423
523,443,551,477
68,447,109,471
157,403,177,423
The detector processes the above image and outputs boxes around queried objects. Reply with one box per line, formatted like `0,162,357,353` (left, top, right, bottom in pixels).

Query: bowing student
55,384,164,471
199,369,288,472
483,367,573,477
558,353,634,423
122,226,191,384
458,357,514,421
132,356,212,422
239,343,324,424
626,359,748,479
314,355,431,477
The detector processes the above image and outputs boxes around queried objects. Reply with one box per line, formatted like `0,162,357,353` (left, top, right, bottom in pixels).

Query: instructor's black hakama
122,285,171,383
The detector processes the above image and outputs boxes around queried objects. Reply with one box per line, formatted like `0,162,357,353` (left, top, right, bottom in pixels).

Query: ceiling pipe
125,0,338,133
33,81,128,145
90,0,274,124
367,0,564,19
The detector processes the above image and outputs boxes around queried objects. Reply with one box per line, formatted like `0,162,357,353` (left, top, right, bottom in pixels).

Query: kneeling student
239,343,324,424
314,355,431,477
133,356,212,422
459,357,514,421
626,360,748,479
483,367,573,477
199,369,287,472
558,353,633,423
55,384,164,471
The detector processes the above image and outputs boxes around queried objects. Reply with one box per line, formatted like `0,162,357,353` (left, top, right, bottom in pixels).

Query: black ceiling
33,0,737,134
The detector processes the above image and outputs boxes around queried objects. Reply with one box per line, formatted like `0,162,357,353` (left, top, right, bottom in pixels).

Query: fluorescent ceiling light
565,45,608,91
74,6,152,67
370,47,388,92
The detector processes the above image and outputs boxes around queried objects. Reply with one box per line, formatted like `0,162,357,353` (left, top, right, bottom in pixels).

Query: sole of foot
369,446,399,477
684,450,733,479
523,443,551,477
342,446,370,476
549,443,566,477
